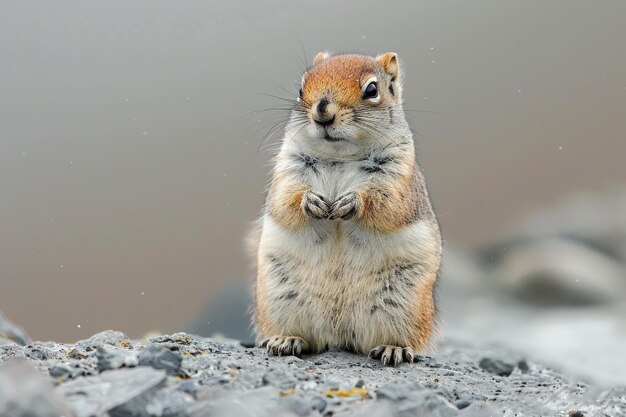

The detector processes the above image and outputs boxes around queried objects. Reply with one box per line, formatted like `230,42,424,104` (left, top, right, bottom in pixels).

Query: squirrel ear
376,52,399,81
313,52,330,65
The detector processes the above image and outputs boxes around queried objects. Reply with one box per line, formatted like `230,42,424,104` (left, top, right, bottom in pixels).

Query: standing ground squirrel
252,52,442,366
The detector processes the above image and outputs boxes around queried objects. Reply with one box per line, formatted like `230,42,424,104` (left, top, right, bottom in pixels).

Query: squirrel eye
298,88,303,99
363,81,378,99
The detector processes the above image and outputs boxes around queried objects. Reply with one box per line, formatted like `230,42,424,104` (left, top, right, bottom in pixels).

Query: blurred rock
0,359,75,417
376,383,459,416
429,194,626,386
138,344,182,375
187,393,298,417
485,237,625,306
78,330,131,348
460,402,500,417
280,395,322,416
0,311,30,346
478,358,515,377
262,367,302,390
58,367,166,417
97,345,139,371
516,191,626,263
48,362,85,380
480,191,626,307
144,388,194,416
107,385,194,417
394,392,459,417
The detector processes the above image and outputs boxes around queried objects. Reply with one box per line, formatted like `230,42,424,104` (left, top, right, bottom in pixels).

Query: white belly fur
258,210,440,353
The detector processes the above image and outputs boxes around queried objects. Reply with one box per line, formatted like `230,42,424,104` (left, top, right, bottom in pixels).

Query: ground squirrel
252,52,442,366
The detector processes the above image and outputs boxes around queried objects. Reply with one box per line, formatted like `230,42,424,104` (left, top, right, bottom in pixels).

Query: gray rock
459,402,500,417
78,330,131,350
148,333,195,347
1,331,624,417
487,238,625,306
106,388,193,417
187,387,298,417
108,392,154,417
262,367,299,390
0,359,75,417
376,383,458,417
279,396,314,416
476,192,626,308
197,371,234,387
0,343,26,365
478,358,515,377
97,346,139,371
376,383,414,402
309,396,327,413
57,367,166,417
0,311,30,346
138,344,182,375
65,330,132,361
454,399,472,410
49,362,85,380
23,343,55,360
105,387,194,417
145,389,194,417
509,190,626,264
178,381,202,397
395,391,459,417
278,393,329,416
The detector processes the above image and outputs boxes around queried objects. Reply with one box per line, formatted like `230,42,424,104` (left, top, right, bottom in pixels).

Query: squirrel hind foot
368,345,414,366
260,336,309,357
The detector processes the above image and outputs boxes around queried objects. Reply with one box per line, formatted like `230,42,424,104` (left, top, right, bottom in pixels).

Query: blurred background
1,0,625,386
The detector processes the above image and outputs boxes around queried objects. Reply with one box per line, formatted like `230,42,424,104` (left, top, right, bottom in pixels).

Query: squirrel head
291,52,405,148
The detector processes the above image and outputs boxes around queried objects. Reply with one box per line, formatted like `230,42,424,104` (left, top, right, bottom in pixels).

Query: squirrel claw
369,345,414,366
303,191,331,219
328,191,360,220
261,336,308,357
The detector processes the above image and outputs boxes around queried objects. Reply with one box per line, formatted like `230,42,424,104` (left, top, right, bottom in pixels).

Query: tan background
1,0,625,342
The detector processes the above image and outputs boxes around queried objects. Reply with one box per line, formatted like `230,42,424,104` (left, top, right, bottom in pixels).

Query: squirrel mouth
323,130,344,142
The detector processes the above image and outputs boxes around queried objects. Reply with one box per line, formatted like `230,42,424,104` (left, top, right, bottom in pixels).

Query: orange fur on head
303,54,378,108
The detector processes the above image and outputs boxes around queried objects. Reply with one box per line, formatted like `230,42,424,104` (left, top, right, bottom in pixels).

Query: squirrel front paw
302,190,332,219
329,191,361,220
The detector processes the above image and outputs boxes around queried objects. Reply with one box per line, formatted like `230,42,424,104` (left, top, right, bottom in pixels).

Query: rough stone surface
1,330,625,416
97,345,139,371
138,344,183,376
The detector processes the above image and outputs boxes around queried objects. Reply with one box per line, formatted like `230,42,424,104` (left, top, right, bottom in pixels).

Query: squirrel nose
312,98,336,126
317,98,329,114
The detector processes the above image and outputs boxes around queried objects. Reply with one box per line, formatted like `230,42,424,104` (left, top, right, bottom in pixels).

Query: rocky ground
3,193,626,416
1,326,625,417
